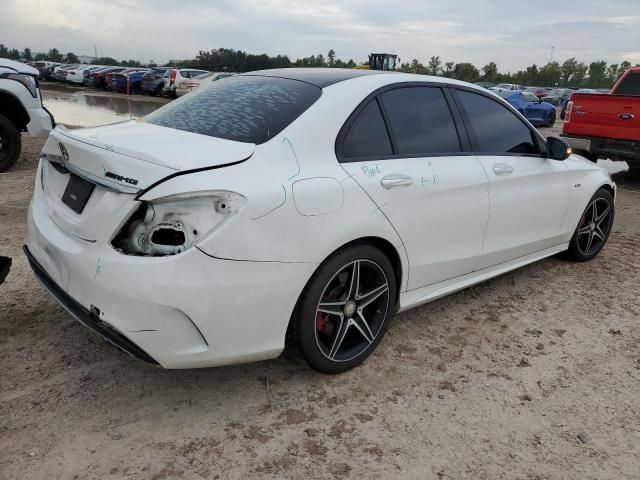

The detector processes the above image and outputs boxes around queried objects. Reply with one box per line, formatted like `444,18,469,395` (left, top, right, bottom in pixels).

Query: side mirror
547,136,571,160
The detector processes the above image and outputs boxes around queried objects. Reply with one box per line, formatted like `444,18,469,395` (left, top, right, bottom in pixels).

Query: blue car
112,69,149,94
505,91,556,127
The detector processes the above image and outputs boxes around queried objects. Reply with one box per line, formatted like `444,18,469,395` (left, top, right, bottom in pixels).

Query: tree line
405,56,636,89
0,45,142,67
3,43,636,89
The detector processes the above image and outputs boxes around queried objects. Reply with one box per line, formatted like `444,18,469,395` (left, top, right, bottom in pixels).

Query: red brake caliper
316,312,329,332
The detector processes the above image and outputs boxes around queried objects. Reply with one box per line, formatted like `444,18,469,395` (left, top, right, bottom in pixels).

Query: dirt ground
1,132,639,480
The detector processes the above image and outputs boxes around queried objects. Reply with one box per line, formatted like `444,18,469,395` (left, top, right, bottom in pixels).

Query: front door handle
493,163,514,175
380,174,414,189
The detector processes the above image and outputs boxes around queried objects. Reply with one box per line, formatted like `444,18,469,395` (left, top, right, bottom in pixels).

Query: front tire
0,114,21,172
566,188,614,262
289,244,397,374
546,110,556,127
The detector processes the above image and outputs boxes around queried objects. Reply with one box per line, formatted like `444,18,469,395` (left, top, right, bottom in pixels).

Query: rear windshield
145,75,322,144
615,73,640,96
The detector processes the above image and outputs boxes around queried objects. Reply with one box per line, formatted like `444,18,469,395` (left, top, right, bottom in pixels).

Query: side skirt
398,243,568,312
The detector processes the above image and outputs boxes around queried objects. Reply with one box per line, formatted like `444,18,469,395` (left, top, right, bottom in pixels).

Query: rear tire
566,188,614,262
288,244,397,374
0,114,21,172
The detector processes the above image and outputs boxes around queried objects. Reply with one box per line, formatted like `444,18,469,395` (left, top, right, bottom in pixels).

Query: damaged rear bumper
25,172,316,369
24,245,158,365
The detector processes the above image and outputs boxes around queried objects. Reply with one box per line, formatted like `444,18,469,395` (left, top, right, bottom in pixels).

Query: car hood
0,58,39,75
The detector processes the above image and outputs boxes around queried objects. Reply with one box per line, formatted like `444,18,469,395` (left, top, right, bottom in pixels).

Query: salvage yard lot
1,134,639,479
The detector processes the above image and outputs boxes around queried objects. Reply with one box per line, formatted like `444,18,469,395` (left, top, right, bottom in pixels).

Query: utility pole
94,45,98,60
549,46,555,63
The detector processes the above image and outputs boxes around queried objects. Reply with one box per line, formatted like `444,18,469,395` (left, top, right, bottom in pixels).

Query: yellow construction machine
354,53,398,71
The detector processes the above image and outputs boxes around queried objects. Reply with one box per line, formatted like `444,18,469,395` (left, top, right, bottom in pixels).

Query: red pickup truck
562,67,640,164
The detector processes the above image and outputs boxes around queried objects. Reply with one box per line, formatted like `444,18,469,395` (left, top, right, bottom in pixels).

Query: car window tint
615,73,640,95
457,90,536,154
380,87,461,155
341,100,393,159
145,75,321,144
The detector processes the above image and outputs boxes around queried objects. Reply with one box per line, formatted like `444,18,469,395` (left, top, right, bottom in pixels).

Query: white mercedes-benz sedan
25,68,615,373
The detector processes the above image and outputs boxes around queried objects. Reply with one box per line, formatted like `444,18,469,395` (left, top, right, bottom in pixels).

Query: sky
2,0,639,71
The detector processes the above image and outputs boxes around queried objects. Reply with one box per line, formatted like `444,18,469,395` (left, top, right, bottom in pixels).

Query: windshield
145,75,322,144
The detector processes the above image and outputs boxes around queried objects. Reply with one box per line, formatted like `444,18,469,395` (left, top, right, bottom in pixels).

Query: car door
338,85,490,290
452,88,569,269
525,92,548,124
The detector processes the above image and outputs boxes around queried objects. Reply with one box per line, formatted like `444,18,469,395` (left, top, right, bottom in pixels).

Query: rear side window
379,87,461,155
145,75,321,144
341,100,393,159
456,90,537,154
615,73,640,96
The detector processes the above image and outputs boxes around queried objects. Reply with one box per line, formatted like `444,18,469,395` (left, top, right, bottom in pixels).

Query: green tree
427,55,441,76
8,48,21,60
618,61,632,78
451,62,479,82
571,62,588,86
481,62,498,82
0,44,9,57
443,62,454,77
34,52,47,61
47,48,63,62
587,61,608,88
327,49,336,67
22,48,32,61
65,52,79,64
121,59,141,67
561,57,578,86
607,64,619,84
537,61,561,86
94,56,119,66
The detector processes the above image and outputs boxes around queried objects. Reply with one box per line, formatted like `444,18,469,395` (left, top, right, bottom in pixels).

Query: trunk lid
39,124,254,242
53,122,255,186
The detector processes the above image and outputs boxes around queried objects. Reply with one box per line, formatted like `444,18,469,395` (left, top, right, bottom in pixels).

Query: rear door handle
493,163,514,175
380,174,414,189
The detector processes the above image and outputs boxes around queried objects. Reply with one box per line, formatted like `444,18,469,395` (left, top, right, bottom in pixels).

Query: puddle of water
43,93,165,128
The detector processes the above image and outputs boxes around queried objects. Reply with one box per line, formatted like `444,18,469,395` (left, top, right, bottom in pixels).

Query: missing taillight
111,192,246,257
151,227,186,246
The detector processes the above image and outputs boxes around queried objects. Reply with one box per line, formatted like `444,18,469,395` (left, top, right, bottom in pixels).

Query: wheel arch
0,91,30,132
305,235,405,308
598,182,615,199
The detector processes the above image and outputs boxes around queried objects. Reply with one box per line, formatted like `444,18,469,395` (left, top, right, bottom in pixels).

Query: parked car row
474,82,613,125
28,61,236,98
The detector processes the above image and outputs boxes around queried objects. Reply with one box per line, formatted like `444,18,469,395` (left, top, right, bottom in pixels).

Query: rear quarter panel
140,75,414,289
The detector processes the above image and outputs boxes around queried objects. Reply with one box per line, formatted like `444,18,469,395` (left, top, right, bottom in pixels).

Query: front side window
145,75,321,144
456,90,537,154
341,100,393,159
379,87,461,155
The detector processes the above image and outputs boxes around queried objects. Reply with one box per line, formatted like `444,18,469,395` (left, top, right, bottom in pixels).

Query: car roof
240,68,392,88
